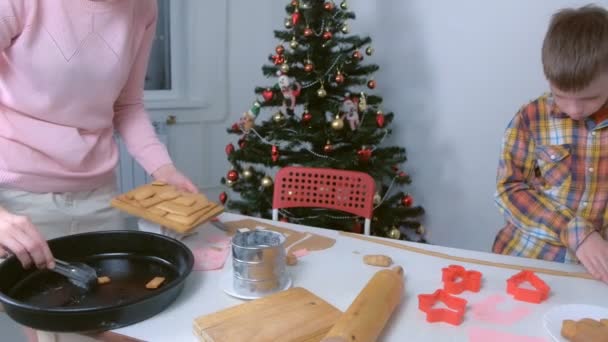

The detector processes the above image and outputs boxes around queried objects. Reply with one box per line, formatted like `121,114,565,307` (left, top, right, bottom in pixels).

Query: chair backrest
272,166,375,219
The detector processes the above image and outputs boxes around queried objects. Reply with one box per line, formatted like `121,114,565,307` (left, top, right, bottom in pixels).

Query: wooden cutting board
193,287,341,342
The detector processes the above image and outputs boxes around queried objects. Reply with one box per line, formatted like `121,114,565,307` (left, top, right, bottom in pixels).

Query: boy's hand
576,232,608,283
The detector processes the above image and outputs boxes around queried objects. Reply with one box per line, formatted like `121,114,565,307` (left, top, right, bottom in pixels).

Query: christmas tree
220,0,425,241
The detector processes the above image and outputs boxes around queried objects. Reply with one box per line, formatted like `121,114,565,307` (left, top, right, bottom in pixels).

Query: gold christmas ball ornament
365,46,374,56
290,37,299,49
280,63,290,74
373,192,382,205
331,115,344,130
273,111,286,123
341,24,350,34
226,179,235,187
243,168,253,179
317,85,327,98
261,176,274,188
340,0,348,10
388,227,401,239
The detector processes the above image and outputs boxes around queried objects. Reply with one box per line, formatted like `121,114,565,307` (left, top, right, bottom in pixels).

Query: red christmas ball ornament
304,27,314,37
291,0,298,6
391,165,399,172
399,171,408,178
271,145,279,162
357,147,372,163
292,10,301,26
271,54,285,65
352,50,362,60
335,72,345,84
219,192,227,205
323,141,333,154
376,110,385,127
324,2,334,11
262,88,274,102
280,217,289,223
231,122,241,133
304,62,314,73
238,137,246,149
367,80,377,89
276,45,285,55
302,111,312,125
225,143,235,156
402,194,413,207
322,30,333,40
227,170,239,182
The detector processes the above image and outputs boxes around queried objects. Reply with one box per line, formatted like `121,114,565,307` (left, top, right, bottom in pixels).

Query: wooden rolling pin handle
322,265,405,342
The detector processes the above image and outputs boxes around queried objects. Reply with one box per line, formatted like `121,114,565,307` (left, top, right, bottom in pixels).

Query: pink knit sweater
0,0,172,192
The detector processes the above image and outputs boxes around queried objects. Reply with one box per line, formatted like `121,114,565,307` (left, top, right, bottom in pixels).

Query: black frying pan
0,230,193,333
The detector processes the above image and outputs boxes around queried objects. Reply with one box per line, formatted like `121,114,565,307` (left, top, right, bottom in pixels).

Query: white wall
170,0,608,253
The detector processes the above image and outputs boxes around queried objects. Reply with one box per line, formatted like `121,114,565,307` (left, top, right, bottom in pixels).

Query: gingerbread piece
97,276,111,285
156,200,209,217
561,318,608,342
146,276,166,289
138,195,166,208
110,182,224,233
172,196,196,206
133,188,155,201
363,254,393,267
158,190,180,200
151,180,167,186
148,207,168,216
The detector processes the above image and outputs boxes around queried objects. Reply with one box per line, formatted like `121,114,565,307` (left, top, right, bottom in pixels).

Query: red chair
272,166,376,235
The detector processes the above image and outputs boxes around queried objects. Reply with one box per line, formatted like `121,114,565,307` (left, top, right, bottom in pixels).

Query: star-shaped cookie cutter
418,289,467,325
506,270,550,304
441,265,482,294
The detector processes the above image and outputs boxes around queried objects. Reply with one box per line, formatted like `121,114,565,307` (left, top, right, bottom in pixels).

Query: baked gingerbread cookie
111,181,224,233
561,318,608,342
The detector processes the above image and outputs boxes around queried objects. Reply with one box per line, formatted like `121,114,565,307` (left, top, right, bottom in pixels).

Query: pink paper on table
206,235,232,248
468,327,548,342
472,294,532,325
193,247,230,271
291,248,309,258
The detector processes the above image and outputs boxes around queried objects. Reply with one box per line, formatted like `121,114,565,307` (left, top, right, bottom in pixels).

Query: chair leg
364,219,371,236
272,209,279,221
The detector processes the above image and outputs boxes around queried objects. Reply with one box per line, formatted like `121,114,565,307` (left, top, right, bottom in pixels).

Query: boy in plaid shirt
494,5,608,284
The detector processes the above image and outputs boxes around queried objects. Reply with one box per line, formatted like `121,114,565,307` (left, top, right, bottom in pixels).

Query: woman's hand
152,164,198,193
0,209,54,269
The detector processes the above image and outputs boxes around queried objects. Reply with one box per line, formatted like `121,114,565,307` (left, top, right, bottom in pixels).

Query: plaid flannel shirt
494,93,608,263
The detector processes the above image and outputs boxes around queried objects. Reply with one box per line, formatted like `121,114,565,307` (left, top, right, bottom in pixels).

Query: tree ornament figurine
276,72,302,116
341,93,360,131
238,101,261,132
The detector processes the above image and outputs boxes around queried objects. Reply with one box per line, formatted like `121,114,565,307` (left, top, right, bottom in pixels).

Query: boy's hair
542,5,608,91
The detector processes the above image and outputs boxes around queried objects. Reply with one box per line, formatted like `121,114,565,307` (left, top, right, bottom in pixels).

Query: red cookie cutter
418,289,467,326
506,270,550,304
441,265,482,294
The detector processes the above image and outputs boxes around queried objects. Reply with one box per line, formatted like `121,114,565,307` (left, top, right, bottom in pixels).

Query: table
110,212,608,341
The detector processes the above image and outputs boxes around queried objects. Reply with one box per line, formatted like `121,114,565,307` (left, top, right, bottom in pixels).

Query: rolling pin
322,266,404,342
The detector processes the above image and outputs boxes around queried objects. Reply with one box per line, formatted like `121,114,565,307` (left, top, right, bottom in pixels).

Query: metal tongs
52,258,98,291
3,251,98,291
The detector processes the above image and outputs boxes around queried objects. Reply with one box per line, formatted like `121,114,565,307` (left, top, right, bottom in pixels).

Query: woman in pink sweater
0,0,197,274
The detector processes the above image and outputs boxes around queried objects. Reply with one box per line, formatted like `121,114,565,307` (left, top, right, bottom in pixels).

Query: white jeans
0,183,126,342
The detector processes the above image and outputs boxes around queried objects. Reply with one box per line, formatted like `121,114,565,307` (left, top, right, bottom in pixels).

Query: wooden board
110,182,224,233
193,287,342,342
